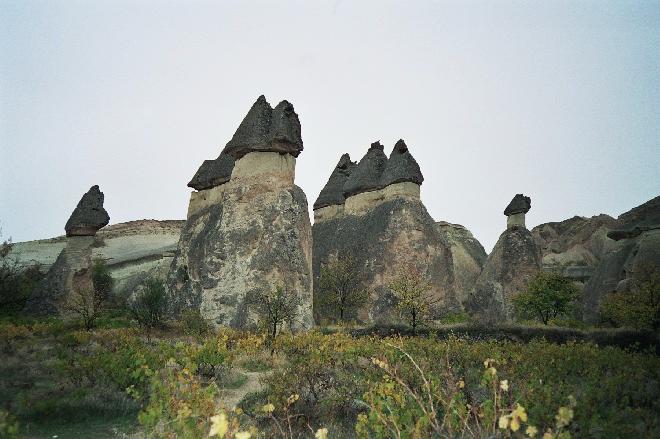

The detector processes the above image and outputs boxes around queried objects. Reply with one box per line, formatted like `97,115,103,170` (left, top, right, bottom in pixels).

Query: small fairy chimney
504,194,531,229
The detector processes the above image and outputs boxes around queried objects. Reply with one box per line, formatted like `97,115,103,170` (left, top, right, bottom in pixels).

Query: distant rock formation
25,185,110,315
313,140,485,324
168,96,313,330
11,220,183,303
466,194,540,323
64,185,110,236
532,195,660,321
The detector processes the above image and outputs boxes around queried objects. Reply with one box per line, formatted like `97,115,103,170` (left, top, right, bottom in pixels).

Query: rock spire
380,139,424,187
222,95,303,159
64,185,110,237
343,141,388,197
313,154,356,210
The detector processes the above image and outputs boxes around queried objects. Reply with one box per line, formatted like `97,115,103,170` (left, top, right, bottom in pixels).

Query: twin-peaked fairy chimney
168,96,313,330
312,140,485,324
25,185,110,315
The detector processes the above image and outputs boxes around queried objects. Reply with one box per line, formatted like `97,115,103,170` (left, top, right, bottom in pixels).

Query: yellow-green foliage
1,320,658,438
599,267,659,331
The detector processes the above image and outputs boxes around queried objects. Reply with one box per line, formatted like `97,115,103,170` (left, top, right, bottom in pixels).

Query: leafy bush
180,308,212,337
0,238,44,314
129,278,168,329
599,265,659,331
389,266,438,334
514,272,579,324
253,286,300,344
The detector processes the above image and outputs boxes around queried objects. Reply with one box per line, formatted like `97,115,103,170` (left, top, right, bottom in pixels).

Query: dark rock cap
64,185,110,236
187,152,235,190
343,141,388,197
313,153,356,210
222,95,303,160
380,139,424,187
504,194,531,216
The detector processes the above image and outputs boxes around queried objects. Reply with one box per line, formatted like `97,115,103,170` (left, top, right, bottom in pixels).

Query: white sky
1,0,659,251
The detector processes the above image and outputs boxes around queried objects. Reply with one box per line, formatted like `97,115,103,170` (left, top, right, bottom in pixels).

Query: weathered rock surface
12,220,184,303
313,154,356,210
466,226,541,323
435,221,487,302
532,214,617,281
188,153,235,190
64,185,110,236
532,195,660,321
314,142,484,324
380,139,424,187
343,142,388,197
169,97,313,330
313,197,460,323
466,195,540,323
580,195,660,321
24,235,96,315
24,186,110,315
222,96,303,160
169,153,313,329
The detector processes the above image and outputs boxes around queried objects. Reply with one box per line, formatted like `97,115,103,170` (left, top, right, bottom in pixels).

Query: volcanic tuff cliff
24,186,111,315
313,140,486,324
11,220,184,305
466,194,541,323
532,195,660,320
168,96,313,330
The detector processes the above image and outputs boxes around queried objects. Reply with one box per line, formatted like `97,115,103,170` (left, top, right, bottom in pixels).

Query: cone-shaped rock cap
187,152,235,190
504,194,531,216
313,153,356,210
64,185,110,236
343,141,388,197
222,95,303,160
380,139,424,187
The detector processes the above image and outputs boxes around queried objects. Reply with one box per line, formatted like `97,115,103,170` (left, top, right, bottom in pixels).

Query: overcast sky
1,0,659,251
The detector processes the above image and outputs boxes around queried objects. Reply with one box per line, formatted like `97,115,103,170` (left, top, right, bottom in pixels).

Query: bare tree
255,286,300,352
317,254,368,323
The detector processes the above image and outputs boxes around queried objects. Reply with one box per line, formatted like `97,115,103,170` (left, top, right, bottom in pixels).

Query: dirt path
219,369,268,409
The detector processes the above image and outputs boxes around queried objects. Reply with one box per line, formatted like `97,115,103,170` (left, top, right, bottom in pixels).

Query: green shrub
129,278,168,329
599,265,659,331
514,272,579,324
180,309,212,337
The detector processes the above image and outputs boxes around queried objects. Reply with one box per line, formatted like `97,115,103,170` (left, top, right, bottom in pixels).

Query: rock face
435,222,487,302
25,186,110,315
466,195,541,323
222,95,303,160
64,185,110,236
313,141,485,324
532,195,660,321
168,96,313,330
581,196,660,321
11,220,185,304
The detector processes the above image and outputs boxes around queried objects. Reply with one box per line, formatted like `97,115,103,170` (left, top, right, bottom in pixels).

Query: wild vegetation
1,309,658,438
1,240,658,438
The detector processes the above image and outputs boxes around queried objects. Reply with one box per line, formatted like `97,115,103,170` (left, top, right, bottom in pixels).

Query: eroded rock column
168,96,313,330
25,185,110,315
